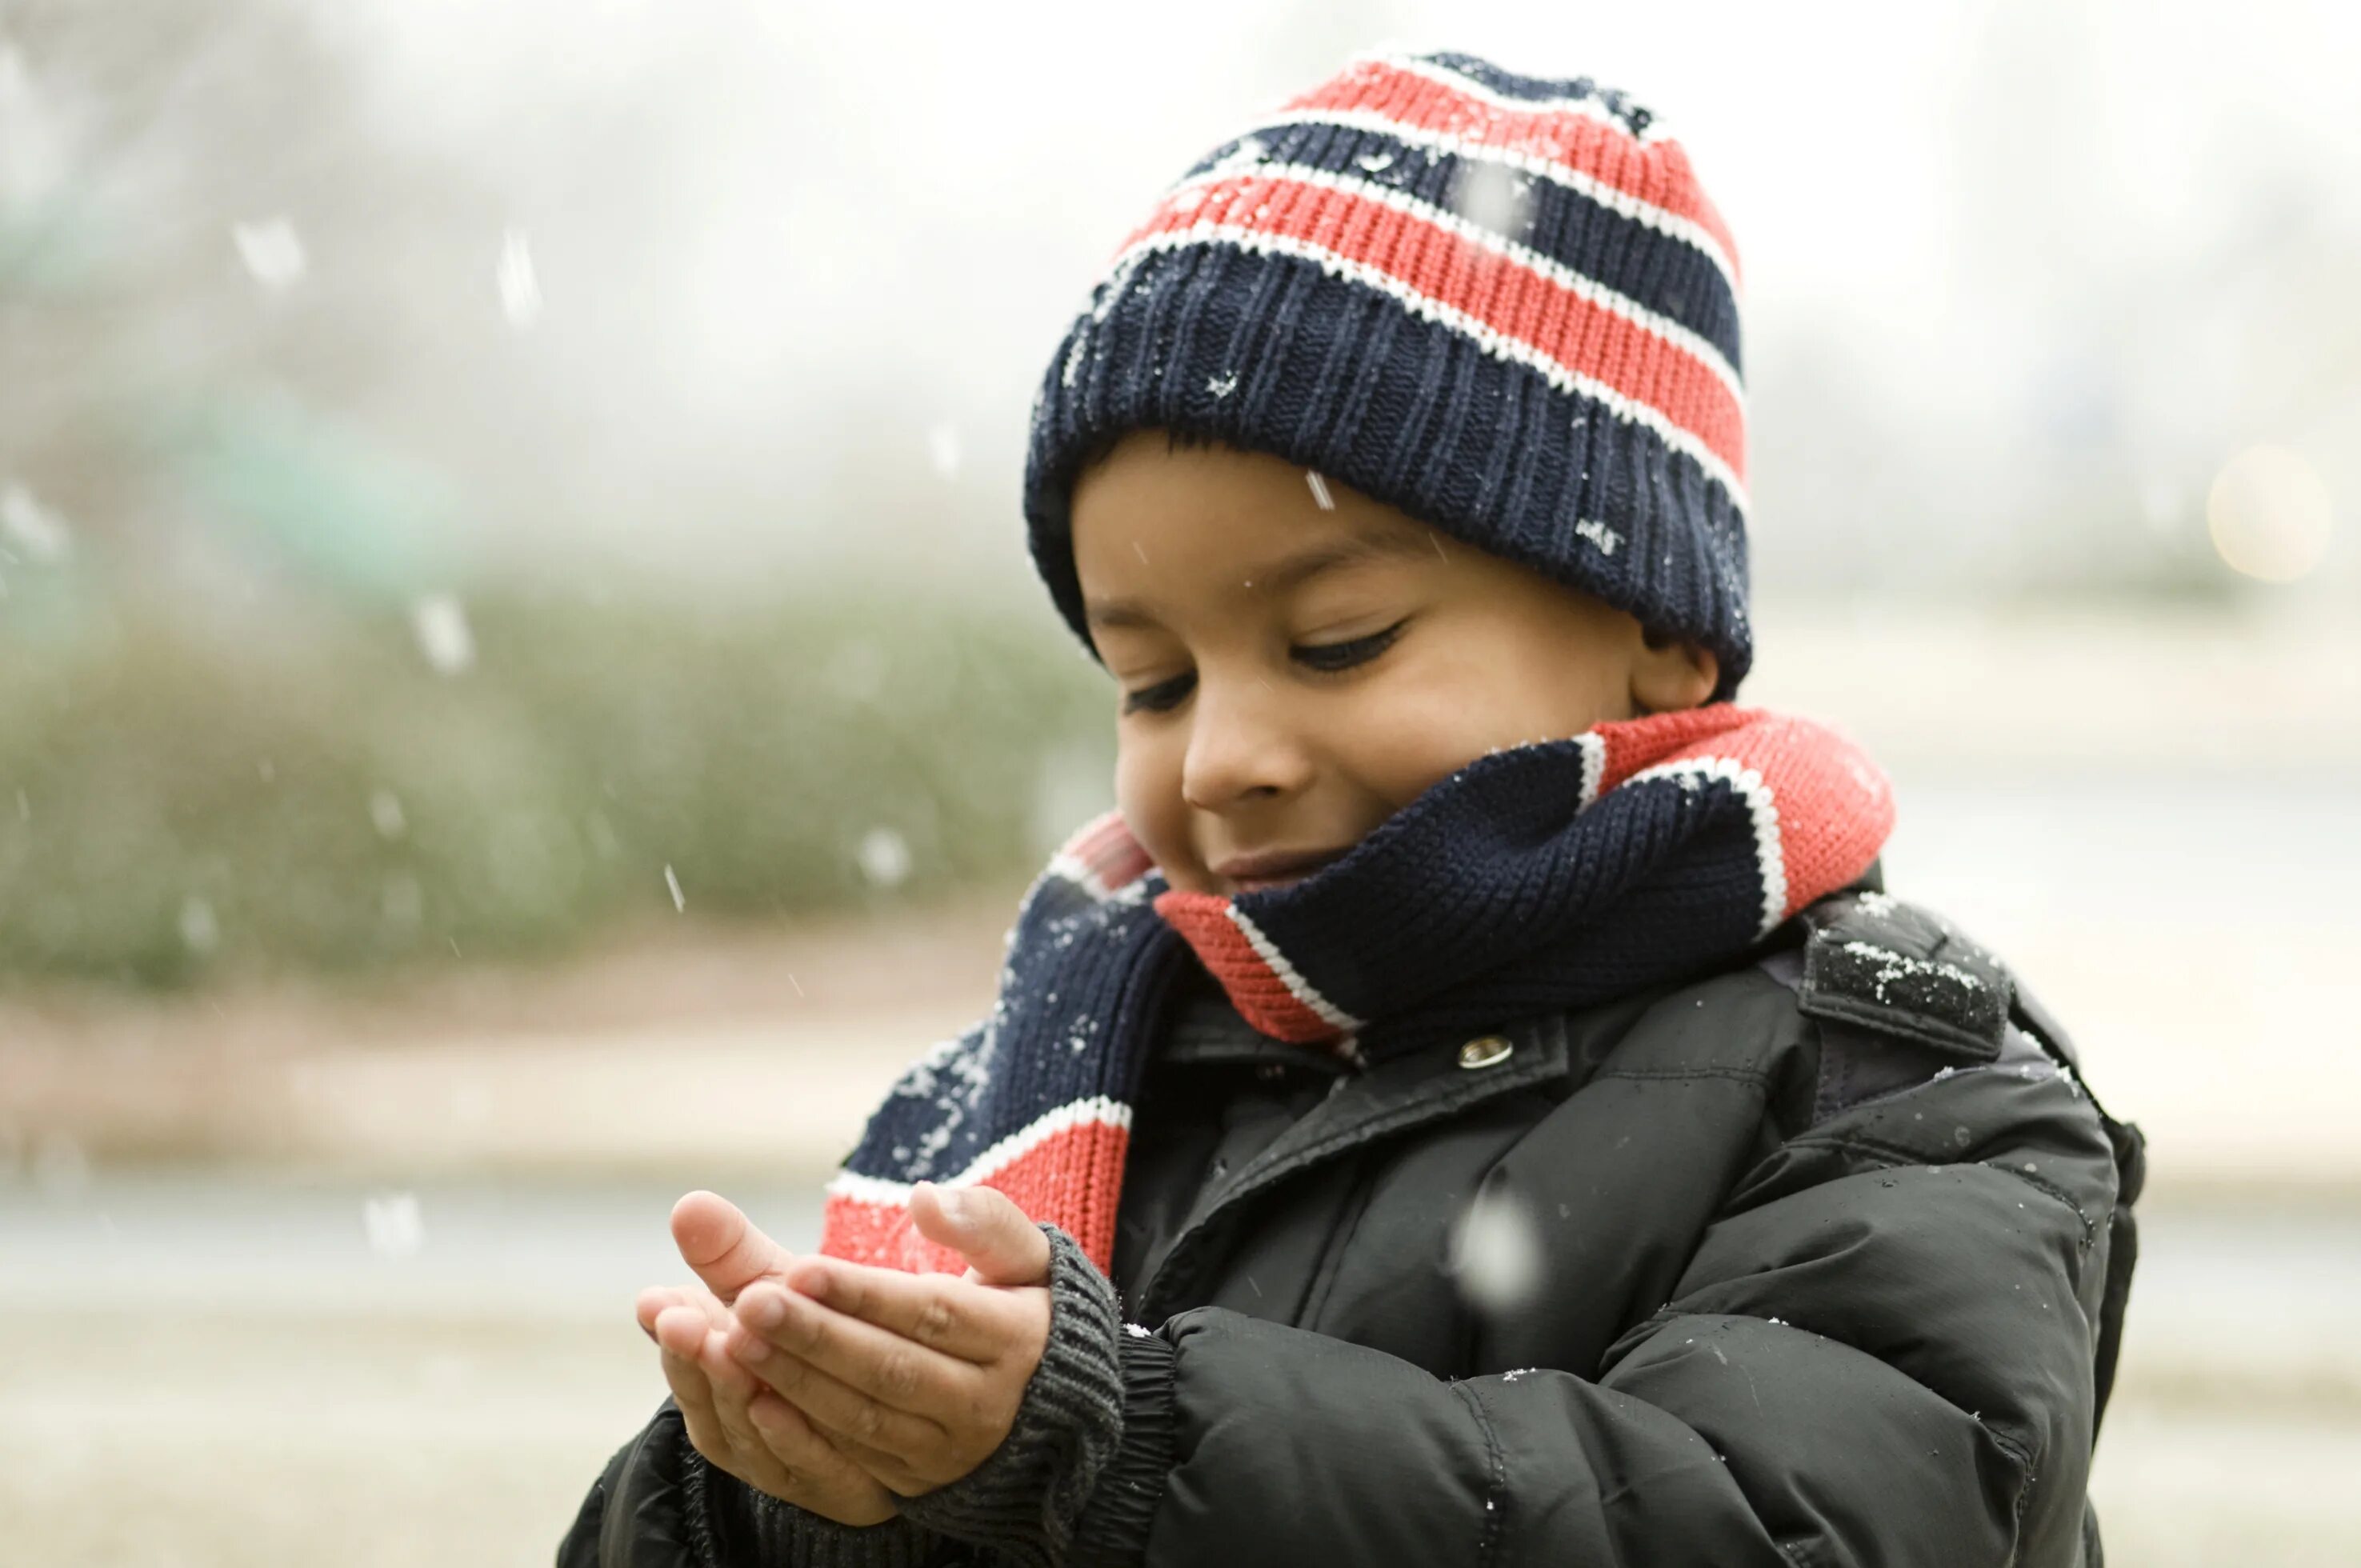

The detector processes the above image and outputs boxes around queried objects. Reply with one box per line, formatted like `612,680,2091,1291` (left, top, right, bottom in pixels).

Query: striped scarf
821,706,1891,1274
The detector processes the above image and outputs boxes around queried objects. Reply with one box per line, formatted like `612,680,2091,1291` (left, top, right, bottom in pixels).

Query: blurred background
2,0,2357,1561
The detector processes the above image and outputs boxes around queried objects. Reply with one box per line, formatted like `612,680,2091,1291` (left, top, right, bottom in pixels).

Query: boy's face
1070,431,1719,898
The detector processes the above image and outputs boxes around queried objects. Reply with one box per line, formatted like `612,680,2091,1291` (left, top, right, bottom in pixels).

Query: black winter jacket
562,888,2143,1567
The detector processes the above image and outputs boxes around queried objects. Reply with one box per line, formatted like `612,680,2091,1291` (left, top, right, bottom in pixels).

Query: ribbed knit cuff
898,1225,1125,1566
687,1449,937,1568
1068,1328,1178,1568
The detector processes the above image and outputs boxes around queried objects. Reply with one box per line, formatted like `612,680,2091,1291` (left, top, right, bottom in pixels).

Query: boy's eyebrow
1084,526,1432,631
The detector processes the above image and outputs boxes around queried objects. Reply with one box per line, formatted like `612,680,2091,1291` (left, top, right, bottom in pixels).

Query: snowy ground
2,1171,2356,1566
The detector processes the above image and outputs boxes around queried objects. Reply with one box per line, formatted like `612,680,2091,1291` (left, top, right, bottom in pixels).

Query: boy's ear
1631,628,1720,715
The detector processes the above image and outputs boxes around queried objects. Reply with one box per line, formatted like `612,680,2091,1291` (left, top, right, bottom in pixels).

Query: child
563,49,2142,1568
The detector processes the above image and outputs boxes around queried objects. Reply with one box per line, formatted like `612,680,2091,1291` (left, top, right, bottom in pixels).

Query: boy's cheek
1111,760,1194,886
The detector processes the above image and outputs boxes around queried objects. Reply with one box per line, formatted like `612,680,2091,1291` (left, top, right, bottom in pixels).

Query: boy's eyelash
1294,618,1407,673
1121,619,1409,714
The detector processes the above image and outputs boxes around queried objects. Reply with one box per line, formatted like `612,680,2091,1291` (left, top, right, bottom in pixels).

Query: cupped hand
722,1182,1054,1498
640,1190,899,1526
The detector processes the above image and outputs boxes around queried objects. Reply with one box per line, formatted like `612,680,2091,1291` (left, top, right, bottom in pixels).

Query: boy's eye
1292,618,1407,674
1122,671,1195,714
1120,619,1408,715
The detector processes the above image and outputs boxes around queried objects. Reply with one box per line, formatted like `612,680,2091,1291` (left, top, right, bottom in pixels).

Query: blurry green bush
0,585,1111,988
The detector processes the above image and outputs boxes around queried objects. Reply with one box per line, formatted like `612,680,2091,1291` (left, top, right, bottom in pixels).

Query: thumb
910,1182,1050,1286
670,1190,790,1304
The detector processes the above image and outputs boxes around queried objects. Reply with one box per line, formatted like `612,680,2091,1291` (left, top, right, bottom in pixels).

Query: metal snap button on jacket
1457,1035,1514,1070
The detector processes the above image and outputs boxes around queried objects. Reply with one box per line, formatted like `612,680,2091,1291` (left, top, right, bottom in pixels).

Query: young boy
563,49,2142,1567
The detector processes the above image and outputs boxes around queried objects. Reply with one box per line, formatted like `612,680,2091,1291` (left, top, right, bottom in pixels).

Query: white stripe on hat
1161,159,1743,404
1247,104,1740,302
1110,222,1751,514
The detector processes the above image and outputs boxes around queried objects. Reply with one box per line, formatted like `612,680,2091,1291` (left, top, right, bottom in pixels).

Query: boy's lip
1211,846,1350,890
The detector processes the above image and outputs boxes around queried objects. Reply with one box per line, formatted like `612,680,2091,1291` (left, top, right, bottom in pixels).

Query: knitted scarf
821,706,1892,1274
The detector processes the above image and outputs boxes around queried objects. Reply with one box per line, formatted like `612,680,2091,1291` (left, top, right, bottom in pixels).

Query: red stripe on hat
1152,890,1342,1043
1123,174,1743,483
821,1117,1131,1274
1290,58,1743,287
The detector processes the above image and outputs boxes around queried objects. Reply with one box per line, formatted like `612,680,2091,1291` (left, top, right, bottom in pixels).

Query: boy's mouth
1212,846,1350,894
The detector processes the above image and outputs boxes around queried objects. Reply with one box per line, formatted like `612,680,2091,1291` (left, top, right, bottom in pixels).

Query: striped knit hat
1023,50,1752,697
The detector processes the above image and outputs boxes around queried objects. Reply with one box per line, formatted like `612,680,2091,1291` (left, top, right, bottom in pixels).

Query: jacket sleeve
556,1399,942,1568
1066,1020,2128,1568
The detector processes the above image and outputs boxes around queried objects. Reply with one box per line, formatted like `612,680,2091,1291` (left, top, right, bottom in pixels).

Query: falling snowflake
926,422,963,478
410,594,475,675
1451,1186,1542,1313
858,827,912,888
498,226,542,328
232,217,306,290
178,895,219,954
363,1191,425,1259
1449,159,1534,240
0,482,70,561
1305,470,1335,510
664,863,686,911
369,790,407,840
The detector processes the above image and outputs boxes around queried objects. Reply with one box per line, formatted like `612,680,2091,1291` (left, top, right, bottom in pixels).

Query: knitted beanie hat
1022,50,1752,698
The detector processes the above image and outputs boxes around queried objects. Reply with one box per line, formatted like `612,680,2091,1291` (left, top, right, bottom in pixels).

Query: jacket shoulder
1578,889,2009,1089
1787,890,2012,1062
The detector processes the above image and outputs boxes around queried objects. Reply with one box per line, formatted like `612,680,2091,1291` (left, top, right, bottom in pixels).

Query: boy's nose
1178,674,1315,812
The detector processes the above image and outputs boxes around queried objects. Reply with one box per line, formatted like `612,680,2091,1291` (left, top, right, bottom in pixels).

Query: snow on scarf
821,706,1893,1274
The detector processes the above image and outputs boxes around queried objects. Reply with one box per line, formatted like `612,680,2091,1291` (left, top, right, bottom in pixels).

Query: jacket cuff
688,1446,937,1568
898,1224,1125,1566
1068,1327,1178,1568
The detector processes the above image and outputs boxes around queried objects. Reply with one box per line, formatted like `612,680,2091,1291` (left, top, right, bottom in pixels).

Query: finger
737,1281,982,1418
642,1282,731,1335
779,1255,1015,1364
911,1182,1050,1287
638,1285,693,1339
787,1402,938,1498
657,1336,730,1461
748,1391,929,1498
654,1302,713,1361
698,1326,774,1462
674,1334,810,1502
724,1314,948,1457
671,1190,792,1305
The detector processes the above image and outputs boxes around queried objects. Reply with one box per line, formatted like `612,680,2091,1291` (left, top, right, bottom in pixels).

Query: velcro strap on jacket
1795,892,2011,1062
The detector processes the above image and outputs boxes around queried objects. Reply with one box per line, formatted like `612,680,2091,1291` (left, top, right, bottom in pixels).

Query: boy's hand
638,1189,898,1526
645,1281,900,1526
666,1187,795,1305
722,1182,1054,1498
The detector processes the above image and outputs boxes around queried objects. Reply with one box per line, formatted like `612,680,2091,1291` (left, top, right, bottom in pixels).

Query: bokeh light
2207,443,2335,583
